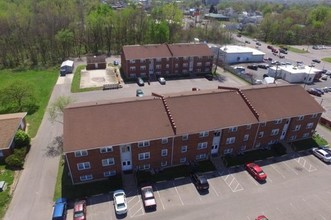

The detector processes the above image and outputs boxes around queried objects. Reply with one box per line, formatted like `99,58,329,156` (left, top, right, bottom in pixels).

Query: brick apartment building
63,85,324,184
120,43,214,79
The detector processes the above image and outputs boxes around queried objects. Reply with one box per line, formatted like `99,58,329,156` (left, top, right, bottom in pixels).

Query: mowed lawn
0,69,58,137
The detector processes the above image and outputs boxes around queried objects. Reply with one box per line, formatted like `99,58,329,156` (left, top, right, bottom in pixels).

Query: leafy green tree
14,130,31,148
5,147,27,168
56,29,74,60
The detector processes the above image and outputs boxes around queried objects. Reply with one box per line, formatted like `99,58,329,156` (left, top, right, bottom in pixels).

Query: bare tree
48,96,74,124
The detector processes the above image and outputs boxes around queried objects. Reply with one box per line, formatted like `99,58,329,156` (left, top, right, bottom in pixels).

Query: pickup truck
141,186,157,211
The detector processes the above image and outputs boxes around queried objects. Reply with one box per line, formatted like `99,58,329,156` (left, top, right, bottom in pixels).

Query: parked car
52,198,67,220
191,172,209,191
279,54,285,59
245,163,267,181
271,48,278,53
158,77,166,85
315,88,324,95
141,186,157,211
312,148,331,163
312,59,321,63
256,215,269,220
256,42,261,46
136,89,144,97
267,45,273,50
247,65,258,70
137,77,144,86
321,75,328,81
307,88,321,97
113,190,128,215
113,60,119,66
258,64,269,69
279,48,288,54
245,40,250,44
205,74,214,81
73,200,87,220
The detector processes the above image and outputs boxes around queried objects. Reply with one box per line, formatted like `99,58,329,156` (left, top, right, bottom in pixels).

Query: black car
256,42,261,46
247,65,258,70
245,40,250,44
137,77,144,86
191,173,209,191
205,74,214,81
258,64,269,69
279,49,288,54
312,59,321,63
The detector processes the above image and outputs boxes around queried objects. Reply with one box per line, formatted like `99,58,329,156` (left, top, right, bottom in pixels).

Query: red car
73,200,87,220
245,163,267,181
256,215,269,220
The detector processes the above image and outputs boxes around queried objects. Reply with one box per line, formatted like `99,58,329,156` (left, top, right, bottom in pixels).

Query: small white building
268,65,320,83
210,45,265,64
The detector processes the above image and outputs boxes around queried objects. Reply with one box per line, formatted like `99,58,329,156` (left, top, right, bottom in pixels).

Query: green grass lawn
291,135,328,151
0,165,15,219
0,69,58,137
288,46,309,54
71,65,102,93
322,57,331,63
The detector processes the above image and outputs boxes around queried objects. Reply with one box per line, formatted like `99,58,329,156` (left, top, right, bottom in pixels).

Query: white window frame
274,119,282,124
196,154,207,160
138,141,150,147
306,122,314,129
182,134,188,141
156,64,161,69
77,162,91,170
104,170,116,177
289,135,297,141
255,142,261,148
261,122,266,127
100,146,113,153
271,129,279,136
243,134,249,141
139,164,150,170
303,133,310,138
138,152,150,160
246,124,252,129
197,142,208,150
214,130,221,136
130,60,136,64
180,157,187,163
181,145,187,153
240,145,246,151
228,127,238,132
161,149,168,157
80,174,93,182
268,140,277,145
199,131,209,138
197,62,202,67
258,131,264,138
75,150,88,157
226,137,235,145
102,158,115,166
161,138,168,144
161,161,168,167
224,148,233,155
140,66,146,71
311,113,318,118
130,66,136,71
294,125,301,131
298,115,304,121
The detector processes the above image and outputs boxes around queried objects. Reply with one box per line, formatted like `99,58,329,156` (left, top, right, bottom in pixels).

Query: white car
312,148,331,163
113,189,127,215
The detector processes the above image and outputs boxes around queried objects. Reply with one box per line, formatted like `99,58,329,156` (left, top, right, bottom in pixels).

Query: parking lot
66,151,331,220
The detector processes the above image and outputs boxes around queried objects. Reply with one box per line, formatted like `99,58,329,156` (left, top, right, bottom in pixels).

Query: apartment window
80,174,93,182
306,122,314,129
102,158,115,166
183,63,188,67
175,64,179,68
274,119,282,124
311,113,318,118
199,131,209,138
303,133,310,138
196,154,207,160
184,57,188,61
180,157,187,163
294,125,301,131
240,145,246,151
206,62,211,66
156,64,161,69
104,171,116,177
100,146,113,153
255,142,261,149
181,146,187,153
138,141,150,147
258,131,264,138
156,58,161,62
261,122,266,127
140,66,146,71
161,138,168,144
130,66,136,71
204,68,210,72
140,59,145,63
197,62,202,67
138,152,150,160
246,124,252,129
243,134,249,141
226,137,236,145
289,135,297,141
214,130,221,136
224,148,233,155
166,64,169,68
268,140,277,145
161,161,168,167
75,150,88,157
130,60,136,64
139,164,150,170
196,68,201,72
271,129,279,136
298,115,304,121
197,142,208,150
161,149,168,157
0,150,3,157
77,162,91,170
182,134,188,141
229,127,238,132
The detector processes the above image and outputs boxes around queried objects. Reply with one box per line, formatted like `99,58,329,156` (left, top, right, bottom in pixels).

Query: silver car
312,148,331,163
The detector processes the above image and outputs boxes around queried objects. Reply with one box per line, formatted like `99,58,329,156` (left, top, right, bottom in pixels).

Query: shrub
14,130,31,148
5,147,27,168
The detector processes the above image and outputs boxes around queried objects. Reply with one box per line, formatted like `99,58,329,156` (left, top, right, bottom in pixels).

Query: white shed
217,45,265,64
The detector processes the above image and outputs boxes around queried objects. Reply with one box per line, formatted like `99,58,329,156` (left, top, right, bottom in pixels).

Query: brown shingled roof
167,43,213,57
0,112,27,149
122,44,172,60
241,85,325,121
63,98,174,153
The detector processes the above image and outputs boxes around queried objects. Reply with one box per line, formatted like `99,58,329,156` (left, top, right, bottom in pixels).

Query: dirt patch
80,68,121,89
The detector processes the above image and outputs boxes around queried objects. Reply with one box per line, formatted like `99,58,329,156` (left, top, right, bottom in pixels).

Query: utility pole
214,46,220,73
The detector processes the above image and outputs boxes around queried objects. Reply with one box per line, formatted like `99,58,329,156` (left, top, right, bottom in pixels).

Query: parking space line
295,156,317,172
130,207,144,218
173,184,184,206
155,186,165,210
270,164,286,179
283,161,299,175
210,184,219,197
243,171,258,186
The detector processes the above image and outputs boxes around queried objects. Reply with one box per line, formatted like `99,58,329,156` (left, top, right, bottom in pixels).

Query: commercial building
63,85,324,184
268,64,320,83
121,43,213,79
